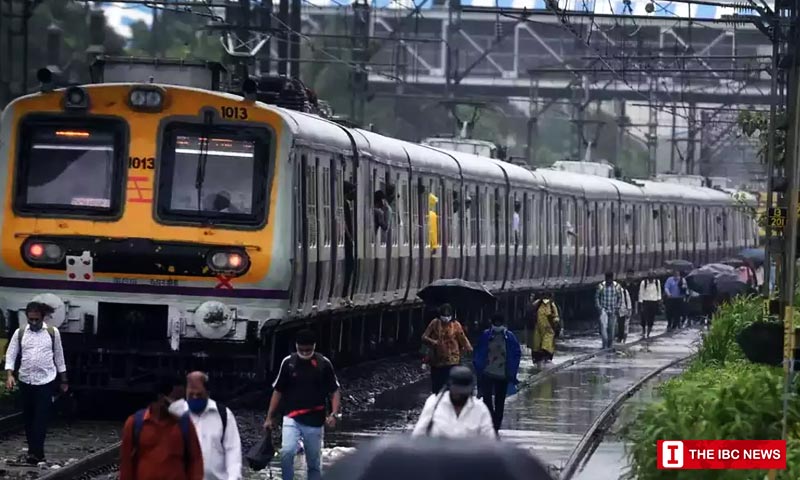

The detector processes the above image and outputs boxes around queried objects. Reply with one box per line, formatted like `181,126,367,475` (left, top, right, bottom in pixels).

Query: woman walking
530,293,560,369
638,274,661,339
422,303,473,394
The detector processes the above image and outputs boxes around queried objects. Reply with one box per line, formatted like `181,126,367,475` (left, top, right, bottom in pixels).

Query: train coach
0,63,758,394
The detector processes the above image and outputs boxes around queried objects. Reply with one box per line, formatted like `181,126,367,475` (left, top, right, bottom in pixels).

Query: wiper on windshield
194,111,213,213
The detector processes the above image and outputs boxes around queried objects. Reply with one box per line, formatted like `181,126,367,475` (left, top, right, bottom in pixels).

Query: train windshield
157,124,271,227
15,119,126,216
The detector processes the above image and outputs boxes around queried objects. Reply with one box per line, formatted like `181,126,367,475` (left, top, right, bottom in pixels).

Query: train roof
424,147,508,184
536,169,614,199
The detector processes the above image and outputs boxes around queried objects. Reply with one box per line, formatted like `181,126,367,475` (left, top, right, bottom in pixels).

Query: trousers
20,381,53,459
280,416,323,480
478,376,508,432
600,314,617,348
430,365,456,394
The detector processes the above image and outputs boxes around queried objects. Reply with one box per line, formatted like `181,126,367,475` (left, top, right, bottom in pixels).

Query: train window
15,117,128,217
156,123,270,227
488,191,496,248
321,165,331,247
399,180,409,247
428,179,440,251
307,162,318,248
469,188,478,248
411,180,420,248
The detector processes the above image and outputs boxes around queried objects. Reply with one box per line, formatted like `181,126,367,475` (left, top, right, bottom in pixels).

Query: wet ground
244,320,699,479
572,361,689,480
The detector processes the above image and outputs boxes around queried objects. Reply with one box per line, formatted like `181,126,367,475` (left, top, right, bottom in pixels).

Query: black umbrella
665,259,694,271
417,278,496,307
736,321,784,366
739,248,766,268
719,258,745,268
714,273,755,298
685,269,716,295
323,436,554,480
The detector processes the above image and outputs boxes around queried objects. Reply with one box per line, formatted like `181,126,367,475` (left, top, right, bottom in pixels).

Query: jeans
478,376,508,432
430,365,456,394
280,416,323,480
20,381,53,459
600,314,617,348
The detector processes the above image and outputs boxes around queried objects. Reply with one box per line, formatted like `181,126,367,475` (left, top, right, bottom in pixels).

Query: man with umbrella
421,303,473,394
664,271,687,331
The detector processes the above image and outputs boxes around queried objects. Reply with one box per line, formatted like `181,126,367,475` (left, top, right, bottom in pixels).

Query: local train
0,65,759,394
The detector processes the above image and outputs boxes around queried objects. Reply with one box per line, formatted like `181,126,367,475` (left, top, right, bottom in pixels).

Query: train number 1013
129,157,155,169
221,106,248,120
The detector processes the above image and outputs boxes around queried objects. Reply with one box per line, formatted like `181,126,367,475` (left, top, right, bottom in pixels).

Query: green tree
738,109,786,165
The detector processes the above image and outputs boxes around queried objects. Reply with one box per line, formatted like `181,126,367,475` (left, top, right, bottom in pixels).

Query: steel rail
0,412,24,436
519,327,680,389
38,388,264,480
559,353,696,480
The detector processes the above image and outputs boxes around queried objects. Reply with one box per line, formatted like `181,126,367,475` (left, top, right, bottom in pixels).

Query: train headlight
63,86,89,111
207,250,249,274
23,240,65,265
128,86,165,112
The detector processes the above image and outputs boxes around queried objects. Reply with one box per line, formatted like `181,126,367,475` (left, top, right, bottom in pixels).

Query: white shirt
4,323,66,385
172,399,242,480
411,393,495,439
639,280,662,303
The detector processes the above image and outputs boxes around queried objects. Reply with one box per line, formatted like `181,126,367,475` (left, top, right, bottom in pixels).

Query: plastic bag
246,432,275,471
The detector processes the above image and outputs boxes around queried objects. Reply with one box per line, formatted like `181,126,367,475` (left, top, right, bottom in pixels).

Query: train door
585,200,596,280
478,186,489,284
531,191,544,285
329,156,347,307
395,171,411,301
422,177,441,286
563,197,576,282
408,175,422,298
497,187,509,290
431,178,446,284
632,204,642,273
574,194,586,283
622,203,634,274
290,151,305,314
651,204,661,270
545,193,561,285
446,182,461,280
382,168,400,300
523,192,535,287
352,159,373,305
300,153,320,314
466,184,479,282
368,165,389,303
315,155,333,310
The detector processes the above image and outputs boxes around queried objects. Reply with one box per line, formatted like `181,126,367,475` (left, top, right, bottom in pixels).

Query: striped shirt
596,282,623,315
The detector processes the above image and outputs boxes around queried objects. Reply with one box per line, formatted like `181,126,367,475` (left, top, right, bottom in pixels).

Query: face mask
187,398,208,414
28,321,43,332
491,325,505,332
297,350,315,360
167,398,186,417
440,316,452,323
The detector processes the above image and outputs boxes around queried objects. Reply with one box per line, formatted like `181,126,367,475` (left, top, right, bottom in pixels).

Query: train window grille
469,187,479,249
411,179,419,249
155,123,271,227
400,180,409,247
14,116,128,218
322,165,331,248
335,166,345,248
307,164,318,248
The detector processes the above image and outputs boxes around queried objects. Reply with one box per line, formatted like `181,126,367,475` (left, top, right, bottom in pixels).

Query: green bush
695,296,766,367
624,295,800,479
624,362,800,480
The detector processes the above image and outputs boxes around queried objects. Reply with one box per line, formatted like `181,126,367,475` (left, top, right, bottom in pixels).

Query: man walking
412,366,496,439
119,376,204,480
595,272,623,349
664,271,686,331
264,330,341,480
473,313,522,433
4,301,68,464
173,372,242,480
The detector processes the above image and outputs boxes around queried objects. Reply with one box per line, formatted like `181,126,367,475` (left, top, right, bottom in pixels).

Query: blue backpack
131,409,192,472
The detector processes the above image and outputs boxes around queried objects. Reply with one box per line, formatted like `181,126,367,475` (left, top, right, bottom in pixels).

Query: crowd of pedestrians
2,265,726,479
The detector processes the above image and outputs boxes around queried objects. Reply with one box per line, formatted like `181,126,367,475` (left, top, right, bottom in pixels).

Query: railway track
20,326,695,479
559,355,695,480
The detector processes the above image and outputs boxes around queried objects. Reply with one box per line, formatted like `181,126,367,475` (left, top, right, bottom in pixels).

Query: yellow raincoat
531,299,560,355
428,193,439,250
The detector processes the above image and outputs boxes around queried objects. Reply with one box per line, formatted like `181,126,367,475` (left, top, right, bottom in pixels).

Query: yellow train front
0,82,292,393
